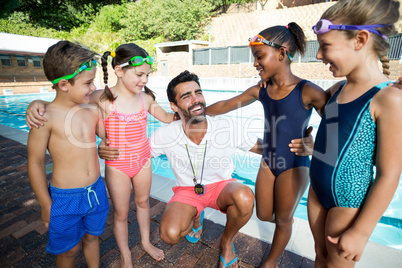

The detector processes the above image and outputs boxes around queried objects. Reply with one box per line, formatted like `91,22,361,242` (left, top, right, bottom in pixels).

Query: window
16,57,26,67
1,56,11,67
33,58,42,67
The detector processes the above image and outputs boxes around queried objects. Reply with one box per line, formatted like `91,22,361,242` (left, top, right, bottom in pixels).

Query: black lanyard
185,141,207,194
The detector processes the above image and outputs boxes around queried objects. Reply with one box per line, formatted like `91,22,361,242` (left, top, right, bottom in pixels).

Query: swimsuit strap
108,91,146,114
109,87,116,112
139,93,145,109
110,101,116,112
327,82,346,105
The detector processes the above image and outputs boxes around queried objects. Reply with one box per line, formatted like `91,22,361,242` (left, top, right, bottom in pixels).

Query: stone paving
0,135,315,267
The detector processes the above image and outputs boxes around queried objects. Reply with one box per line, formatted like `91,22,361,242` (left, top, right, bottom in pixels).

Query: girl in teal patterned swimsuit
308,0,402,267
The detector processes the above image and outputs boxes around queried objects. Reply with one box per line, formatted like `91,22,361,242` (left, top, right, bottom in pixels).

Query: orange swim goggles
248,35,293,59
248,35,283,49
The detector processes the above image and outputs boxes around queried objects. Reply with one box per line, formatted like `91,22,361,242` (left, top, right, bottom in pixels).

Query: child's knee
256,207,274,222
82,233,98,244
113,208,129,221
61,243,80,258
134,198,150,209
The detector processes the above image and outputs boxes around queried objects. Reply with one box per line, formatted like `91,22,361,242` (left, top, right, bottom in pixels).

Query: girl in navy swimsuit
206,23,328,267
308,0,402,267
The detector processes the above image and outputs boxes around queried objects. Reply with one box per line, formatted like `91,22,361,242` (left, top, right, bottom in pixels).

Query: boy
27,40,109,267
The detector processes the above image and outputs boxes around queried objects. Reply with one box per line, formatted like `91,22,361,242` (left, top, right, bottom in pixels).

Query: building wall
153,0,401,80
153,51,191,78
0,55,46,82
0,64,104,95
153,50,402,82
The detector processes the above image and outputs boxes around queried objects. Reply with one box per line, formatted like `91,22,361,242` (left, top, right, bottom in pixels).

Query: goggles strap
119,56,154,68
51,59,97,84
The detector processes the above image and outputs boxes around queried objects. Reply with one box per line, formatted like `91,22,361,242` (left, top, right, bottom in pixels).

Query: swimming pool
1,90,401,250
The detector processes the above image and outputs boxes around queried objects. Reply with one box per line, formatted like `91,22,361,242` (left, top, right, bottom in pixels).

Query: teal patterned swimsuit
310,82,389,209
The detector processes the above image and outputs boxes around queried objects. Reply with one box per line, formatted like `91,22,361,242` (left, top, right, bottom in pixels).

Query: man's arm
26,89,105,129
27,124,52,228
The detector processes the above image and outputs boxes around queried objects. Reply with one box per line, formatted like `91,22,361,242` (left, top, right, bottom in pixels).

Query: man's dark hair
167,70,201,104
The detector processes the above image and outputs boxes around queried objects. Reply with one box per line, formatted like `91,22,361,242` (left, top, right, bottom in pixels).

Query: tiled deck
0,134,315,267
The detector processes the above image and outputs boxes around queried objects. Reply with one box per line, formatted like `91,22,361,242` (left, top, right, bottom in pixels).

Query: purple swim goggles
312,19,391,39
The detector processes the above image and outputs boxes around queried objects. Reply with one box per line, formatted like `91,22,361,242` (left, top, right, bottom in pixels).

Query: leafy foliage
119,0,214,42
0,0,20,19
4,0,126,31
0,0,220,54
0,12,62,38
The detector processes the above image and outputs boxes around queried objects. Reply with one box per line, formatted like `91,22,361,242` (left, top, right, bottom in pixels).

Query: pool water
0,91,401,250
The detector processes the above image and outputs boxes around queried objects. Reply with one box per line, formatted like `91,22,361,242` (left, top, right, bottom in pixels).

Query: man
100,70,262,267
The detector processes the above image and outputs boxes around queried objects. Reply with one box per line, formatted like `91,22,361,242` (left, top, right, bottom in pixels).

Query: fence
193,33,402,65
0,75,48,83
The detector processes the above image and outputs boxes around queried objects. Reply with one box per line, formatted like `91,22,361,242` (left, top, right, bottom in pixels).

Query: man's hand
26,100,47,129
289,126,314,156
257,79,269,88
388,77,402,88
98,138,120,160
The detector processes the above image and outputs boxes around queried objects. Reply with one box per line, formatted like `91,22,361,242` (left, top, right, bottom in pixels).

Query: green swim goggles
51,59,97,84
119,55,154,68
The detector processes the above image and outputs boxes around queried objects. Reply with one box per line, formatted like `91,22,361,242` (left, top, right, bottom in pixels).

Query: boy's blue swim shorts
46,176,109,255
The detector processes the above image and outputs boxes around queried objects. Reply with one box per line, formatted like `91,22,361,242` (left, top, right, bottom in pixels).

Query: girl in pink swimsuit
99,43,174,266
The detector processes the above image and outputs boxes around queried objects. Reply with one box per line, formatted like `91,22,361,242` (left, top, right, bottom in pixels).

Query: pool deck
1,123,401,267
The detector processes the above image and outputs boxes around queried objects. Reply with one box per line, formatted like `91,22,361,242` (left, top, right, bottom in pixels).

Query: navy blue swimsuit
259,80,312,177
310,82,388,209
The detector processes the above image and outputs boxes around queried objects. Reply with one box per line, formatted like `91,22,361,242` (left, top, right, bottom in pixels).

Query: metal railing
0,76,48,83
193,33,402,65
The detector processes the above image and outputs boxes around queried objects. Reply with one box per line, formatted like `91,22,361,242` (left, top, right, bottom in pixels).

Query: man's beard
178,102,206,124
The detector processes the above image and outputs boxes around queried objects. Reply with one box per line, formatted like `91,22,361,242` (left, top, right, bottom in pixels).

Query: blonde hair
321,0,400,76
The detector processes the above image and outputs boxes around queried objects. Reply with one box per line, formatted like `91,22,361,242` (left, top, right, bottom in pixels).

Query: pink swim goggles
312,19,391,39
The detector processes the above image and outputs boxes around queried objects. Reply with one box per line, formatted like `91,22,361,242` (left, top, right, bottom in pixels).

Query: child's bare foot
142,242,164,261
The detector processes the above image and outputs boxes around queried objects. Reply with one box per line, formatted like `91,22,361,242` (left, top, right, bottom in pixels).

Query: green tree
75,4,127,52
0,0,218,55
0,0,20,19
120,0,215,42
6,0,127,31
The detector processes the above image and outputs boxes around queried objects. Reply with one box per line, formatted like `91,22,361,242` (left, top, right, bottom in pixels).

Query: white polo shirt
149,116,258,187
